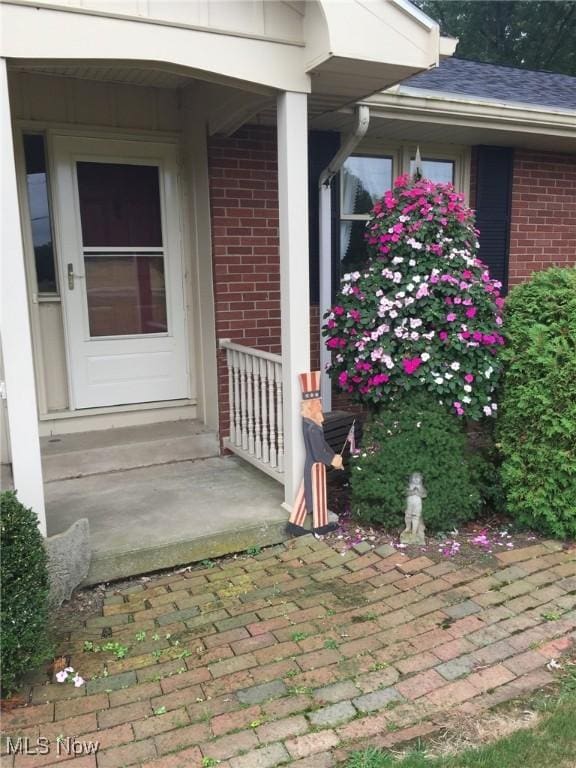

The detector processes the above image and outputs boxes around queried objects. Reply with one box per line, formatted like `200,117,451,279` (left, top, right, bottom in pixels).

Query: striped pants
288,462,329,533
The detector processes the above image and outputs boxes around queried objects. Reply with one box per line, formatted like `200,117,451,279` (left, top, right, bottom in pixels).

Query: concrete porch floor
45,456,287,586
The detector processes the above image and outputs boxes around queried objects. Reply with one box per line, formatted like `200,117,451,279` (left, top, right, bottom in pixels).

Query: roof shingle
403,57,576,112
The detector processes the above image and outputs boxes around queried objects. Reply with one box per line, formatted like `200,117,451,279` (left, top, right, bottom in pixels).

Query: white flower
421,352,430,362
463,384,472,393
483,405,492,416
56,670,69,683
462,396,471,403
393,272,402,283
491,402,498,411
444,373,453,380
412,275,421,283
410,332,420,341
389,310,398,319
392,256,404,265
409,259,416,267
434,377,444,385
484,367,493,378
404,298,415,306
73,674,85,688
396,292,405,299
410,318,422,329
399,215,409,223
416,421,422,428
406,284,415,292
450,362,461,371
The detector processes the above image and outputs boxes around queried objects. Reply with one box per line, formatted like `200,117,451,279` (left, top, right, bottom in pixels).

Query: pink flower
453,401,464,416
349,309,361,322
333,306,345,316
439,331,448,342
73,674,85,688
465,307,477,319
446,313,457,322
402,357,423,375
56,670,69,683
338,371,348,387
464,374,474,383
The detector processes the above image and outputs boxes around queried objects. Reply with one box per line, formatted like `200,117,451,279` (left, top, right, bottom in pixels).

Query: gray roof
403,57,576,112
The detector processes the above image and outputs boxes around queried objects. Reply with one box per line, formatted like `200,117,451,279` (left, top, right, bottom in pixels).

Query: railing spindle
260,357,269,464
267,359,277,468
275,361,284,472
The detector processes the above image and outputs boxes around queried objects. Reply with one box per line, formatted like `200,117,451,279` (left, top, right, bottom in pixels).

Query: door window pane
77,162,163,247
410,158,455,184
23,134,58,293
85,255,167,336
342,156,393,215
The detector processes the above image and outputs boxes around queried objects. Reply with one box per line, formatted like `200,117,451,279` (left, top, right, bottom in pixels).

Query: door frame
48,131,192,410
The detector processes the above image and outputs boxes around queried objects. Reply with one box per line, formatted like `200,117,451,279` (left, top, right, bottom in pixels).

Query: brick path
2,536,575,768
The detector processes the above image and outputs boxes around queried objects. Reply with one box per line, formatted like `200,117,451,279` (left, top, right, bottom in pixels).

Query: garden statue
287,371,343,537
400,472,427,545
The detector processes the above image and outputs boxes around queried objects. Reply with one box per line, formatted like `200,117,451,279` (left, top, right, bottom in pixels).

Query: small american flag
342,420,356,455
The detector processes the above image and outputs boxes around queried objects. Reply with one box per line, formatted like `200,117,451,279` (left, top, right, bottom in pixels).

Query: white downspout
319,105,370,409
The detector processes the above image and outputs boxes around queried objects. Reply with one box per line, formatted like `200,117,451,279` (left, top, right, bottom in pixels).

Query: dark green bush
0,491,52,694
350,392,481,532
497,267,576,538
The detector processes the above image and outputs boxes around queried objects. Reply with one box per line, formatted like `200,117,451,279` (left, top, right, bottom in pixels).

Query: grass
345,691,576,768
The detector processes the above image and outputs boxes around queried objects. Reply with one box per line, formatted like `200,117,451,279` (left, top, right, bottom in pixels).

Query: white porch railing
219,340,284,483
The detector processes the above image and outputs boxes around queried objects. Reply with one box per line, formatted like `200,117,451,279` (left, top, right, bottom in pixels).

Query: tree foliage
414,1,576,76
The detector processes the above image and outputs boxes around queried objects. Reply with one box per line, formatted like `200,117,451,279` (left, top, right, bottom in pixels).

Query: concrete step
41,419,220,482
44,455,286,584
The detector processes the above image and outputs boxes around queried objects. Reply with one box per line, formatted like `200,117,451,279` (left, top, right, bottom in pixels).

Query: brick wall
508,149,576,286
208,126,280,439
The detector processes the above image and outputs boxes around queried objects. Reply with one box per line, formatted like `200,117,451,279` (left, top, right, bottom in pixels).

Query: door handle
67,263,85,290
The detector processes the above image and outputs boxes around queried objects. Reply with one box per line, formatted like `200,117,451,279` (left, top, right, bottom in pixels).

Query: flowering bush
324,175,503,420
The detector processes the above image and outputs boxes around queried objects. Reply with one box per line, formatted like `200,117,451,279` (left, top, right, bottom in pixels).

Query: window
409,157,455,184
340,155,392,272
337,150,465,279
23,134,58,294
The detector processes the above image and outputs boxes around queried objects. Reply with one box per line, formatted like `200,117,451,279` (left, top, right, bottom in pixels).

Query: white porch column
277,91,310,510
0,59,46,535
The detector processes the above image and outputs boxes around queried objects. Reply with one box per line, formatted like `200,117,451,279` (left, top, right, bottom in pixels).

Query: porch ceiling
9,60,193,90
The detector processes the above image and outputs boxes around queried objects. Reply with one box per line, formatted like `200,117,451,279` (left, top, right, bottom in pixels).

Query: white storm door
51,136,190,409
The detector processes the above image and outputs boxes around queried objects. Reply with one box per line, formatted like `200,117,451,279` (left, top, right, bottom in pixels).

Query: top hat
299,371,321,400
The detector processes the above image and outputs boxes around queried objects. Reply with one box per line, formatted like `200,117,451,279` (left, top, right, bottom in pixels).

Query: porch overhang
305,0,457,104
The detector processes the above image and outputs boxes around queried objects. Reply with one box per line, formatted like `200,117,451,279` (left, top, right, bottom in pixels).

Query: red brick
285,731,339,760
140,746,203,768
2,703,55,729
98,700,152,729
133,707,190,739
396,669,446,699
424,679,478,708
256,714,309,743
154,722,210,755
200,729,258,761
97,739,156,768
467,664,516,692
210,705,261,736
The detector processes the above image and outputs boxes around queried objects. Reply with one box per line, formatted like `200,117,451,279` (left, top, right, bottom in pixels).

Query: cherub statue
400,472,427,545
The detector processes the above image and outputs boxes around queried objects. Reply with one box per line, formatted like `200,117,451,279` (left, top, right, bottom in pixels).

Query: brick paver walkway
2,536,575,768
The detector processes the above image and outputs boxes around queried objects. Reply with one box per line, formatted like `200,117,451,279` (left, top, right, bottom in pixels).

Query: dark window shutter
308,131,340,304
474,146,514,293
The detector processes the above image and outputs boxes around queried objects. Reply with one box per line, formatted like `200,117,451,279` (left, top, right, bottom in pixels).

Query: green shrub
497,267,576,538
351,392,481,532
0,491,52,694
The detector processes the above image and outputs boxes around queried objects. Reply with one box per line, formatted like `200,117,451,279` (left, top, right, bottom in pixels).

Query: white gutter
319,104,370,409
